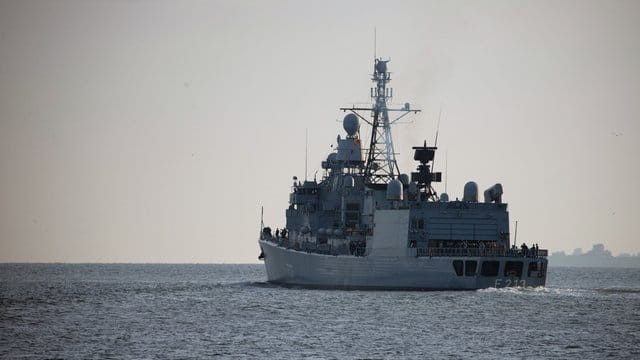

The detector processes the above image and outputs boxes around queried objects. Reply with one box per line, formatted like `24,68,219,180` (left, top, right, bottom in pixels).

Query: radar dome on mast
375,59,388,74
343,113,359,137
386,179,403,200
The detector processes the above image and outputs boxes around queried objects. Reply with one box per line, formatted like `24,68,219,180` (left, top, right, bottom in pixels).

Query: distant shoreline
548,255,640,268
548,243,640,268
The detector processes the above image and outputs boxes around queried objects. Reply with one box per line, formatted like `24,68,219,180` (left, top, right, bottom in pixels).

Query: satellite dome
463,181,479,202
343,113,359,136
386,179,404,201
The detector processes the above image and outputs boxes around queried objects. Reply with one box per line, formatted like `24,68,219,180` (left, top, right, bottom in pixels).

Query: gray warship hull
260,240,546,290
257,58,548,290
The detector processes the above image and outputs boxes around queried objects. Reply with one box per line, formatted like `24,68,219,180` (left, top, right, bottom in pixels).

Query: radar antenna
411,140,442,201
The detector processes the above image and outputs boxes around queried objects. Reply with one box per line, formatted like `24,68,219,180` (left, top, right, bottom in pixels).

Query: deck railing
416,247,548,258
261,235,547,258
262,235,366,256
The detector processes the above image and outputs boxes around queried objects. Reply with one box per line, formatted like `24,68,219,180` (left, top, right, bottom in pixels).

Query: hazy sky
1,0,639,263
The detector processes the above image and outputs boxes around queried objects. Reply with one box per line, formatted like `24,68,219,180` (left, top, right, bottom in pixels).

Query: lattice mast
364,59,398,185
340,59,420,186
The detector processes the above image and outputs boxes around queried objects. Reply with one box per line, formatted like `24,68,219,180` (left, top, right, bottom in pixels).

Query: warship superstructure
258,59,547,289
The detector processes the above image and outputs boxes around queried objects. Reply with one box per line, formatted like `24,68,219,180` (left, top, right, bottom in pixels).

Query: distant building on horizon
550,244,640,268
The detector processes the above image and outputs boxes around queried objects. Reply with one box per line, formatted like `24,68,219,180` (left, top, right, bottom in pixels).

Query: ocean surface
1,264,639,359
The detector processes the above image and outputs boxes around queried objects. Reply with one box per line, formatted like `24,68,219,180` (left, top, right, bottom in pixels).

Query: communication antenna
514,220,519,248
445,150,448,194
432,105,443,172
373,27,377,60
260,206,264,234
305,128,308,181
434,105,442,147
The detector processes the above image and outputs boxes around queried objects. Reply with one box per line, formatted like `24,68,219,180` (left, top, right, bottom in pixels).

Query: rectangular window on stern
480,261,500,277
452,260,463,276
504,261,524,277
465,260,477,276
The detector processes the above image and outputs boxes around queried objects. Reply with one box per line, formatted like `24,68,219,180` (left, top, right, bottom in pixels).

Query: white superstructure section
367,209,411,257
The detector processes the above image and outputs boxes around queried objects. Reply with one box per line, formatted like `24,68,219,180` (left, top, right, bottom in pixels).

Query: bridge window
452,260,463,276
480,261,500,277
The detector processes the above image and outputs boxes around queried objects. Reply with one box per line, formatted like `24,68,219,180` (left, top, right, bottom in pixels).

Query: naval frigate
258,58,547,290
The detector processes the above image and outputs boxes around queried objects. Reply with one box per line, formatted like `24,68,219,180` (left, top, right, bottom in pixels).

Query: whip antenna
432,105,443,172
434,105,442,147
305,128,308,181
445,150,448,194
260,206,264,235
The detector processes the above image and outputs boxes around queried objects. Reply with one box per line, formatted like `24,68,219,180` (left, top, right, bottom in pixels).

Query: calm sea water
1,264,639,359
